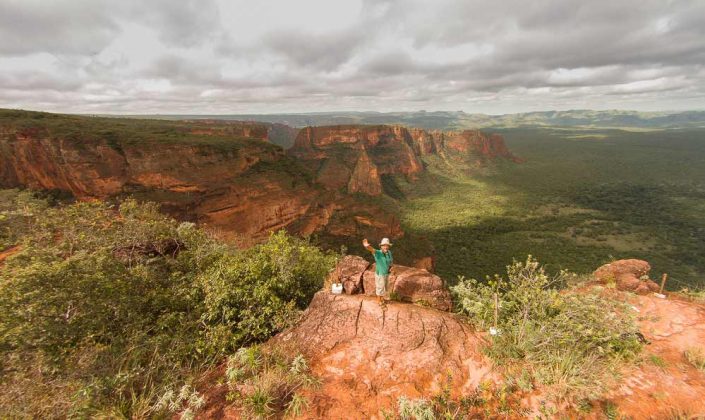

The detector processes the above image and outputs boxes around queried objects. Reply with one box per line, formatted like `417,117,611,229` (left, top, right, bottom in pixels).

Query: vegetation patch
684,348,705,372
452,257,642,403
395,377,529,419
225,345,319,419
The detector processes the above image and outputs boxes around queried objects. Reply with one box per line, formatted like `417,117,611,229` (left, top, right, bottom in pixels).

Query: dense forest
390,127,705,290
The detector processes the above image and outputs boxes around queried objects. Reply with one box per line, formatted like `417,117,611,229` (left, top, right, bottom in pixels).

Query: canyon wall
289,124,521,196
0,115,397,243
0,111,518,244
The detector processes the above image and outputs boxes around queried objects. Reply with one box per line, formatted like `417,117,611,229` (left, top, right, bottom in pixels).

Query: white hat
380,238,392,246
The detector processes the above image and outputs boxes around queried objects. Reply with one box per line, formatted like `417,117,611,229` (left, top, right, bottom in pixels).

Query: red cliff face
185,120,270,139
0,115,396,245
290,125,425,196
0,112,519,246
290,124,522,196
408,128,522,163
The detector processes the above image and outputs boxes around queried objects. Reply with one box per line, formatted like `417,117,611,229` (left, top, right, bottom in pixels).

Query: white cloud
0,0,703,114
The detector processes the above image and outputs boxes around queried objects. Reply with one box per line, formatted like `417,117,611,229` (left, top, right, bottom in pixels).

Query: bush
451,256,642,402
0,196,334,417
197,230,336,353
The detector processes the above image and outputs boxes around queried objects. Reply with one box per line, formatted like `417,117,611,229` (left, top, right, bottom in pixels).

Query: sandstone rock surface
198,264,705,419
275,292,492,418
594,259,661,294
0,113,520,246
327,255,370,295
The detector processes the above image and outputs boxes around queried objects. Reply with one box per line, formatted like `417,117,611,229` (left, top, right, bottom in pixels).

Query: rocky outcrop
265,122,300,149
199,265,705,419
594,259,661,294
328,255,452,311
329,255,371,295
274,292,493,418
184,119,270,139
0,111,519,245
363,264,452,311
185,119,300,149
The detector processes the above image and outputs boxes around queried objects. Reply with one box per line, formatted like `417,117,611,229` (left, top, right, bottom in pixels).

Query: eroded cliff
290,124,521,196
0,111,519,245
0,111,396,243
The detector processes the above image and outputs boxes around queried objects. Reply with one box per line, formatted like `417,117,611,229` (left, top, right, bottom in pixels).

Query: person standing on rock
362,237,393,306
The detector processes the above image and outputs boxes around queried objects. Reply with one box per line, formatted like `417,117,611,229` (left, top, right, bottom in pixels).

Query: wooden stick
659,273,668,294
493,292,499,329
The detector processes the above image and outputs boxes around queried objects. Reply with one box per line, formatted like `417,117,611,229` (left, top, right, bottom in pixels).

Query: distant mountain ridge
112,109,705,131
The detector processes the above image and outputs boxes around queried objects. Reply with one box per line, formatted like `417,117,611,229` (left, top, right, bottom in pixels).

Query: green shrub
451,256,642,402
649,354,667,369
197,230,336,353
0,196,334,417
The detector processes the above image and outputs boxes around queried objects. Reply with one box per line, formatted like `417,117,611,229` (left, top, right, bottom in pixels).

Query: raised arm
362,238,376,254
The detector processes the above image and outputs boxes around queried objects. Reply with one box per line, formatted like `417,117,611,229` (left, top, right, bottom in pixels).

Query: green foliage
0,108,280,152
154,384,205,419
198,230,336,353
452,257,642,402
0,196,333,417
225,345,319,419
0,189,50,250
602,401,621,420
679,287,705,303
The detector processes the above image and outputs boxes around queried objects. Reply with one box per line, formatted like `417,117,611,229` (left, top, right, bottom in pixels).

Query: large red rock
347,148,383,195
327,255,370,294
363,264,452,311
273,292,493,418
409,129,523,163
594,259,661,294
290,125,424,196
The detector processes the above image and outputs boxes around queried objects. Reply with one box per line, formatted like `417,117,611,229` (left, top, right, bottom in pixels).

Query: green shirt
374,249,393,275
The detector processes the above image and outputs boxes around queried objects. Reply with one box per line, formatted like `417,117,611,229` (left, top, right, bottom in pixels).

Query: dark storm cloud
0,0,704,113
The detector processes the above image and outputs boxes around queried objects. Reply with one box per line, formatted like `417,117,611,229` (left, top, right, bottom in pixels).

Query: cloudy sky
1,0,704,114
